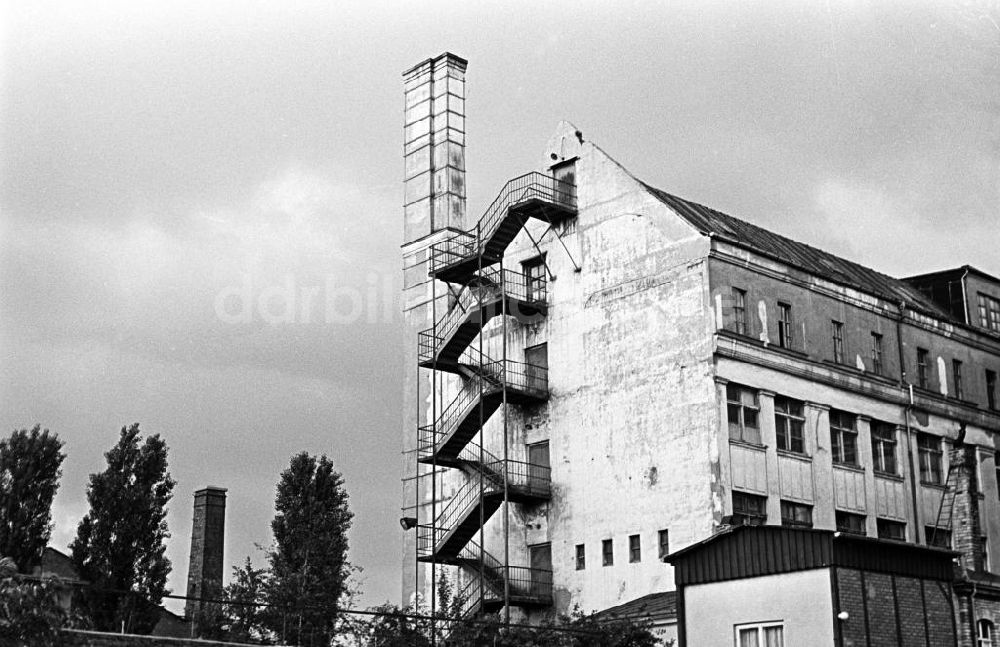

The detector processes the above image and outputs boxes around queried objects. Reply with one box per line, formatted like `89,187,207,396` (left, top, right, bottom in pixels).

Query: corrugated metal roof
592,591,677,623
666,526,956,585
644,184,953,320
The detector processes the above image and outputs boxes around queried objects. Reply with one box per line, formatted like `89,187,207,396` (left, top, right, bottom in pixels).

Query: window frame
575,543,585,570
726,384,762,445
925,525,952,549
732,288,748,335
780,500,813,528
735,622,785,647
831,320,845,364
988,370,998,411
979,292,1000,333
522,255,547,302
836,510,866,536
978,618,994,647
777,302,792,349
830,410,859,467
732,491,767,524
601,539,613,567
870,422,898,476
918,433,944,485
871,332,884,375
876,518,907,541
917,348,930,389
628,534,641,563
658,529,669,561
774,396,805,454
953,359,965,400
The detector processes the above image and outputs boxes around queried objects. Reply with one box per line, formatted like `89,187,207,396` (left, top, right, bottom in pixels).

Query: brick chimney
184,486,227,624
402,52,467,241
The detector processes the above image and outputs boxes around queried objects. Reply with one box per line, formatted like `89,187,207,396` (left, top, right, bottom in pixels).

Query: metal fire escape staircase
416,171,576,617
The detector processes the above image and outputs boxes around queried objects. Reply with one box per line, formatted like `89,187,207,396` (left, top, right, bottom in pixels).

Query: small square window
836,511,866,536
780,501,812,528
575,544,585,570
628,534,641,563
602,539,613,567
925,526,951,548
658,529,670,560
732,491,767,524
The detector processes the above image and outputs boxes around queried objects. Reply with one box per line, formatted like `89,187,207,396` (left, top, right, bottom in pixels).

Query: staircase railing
429,171,577,275
418,266,547,365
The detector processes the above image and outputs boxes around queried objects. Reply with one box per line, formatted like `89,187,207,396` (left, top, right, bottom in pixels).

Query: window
954,360,965,400
917,348,929,389
727,384,761,444
736,622,784,647
877,518,906,541
774,397,805,454
926,526,951,548
871,332,884,375
780,501,813,528
831,321,845,363
628,535,641,563
658,529,670,560
980,293,1000,332
988,370,998,411
733,491,767,524
602,539,613,566
732,288,748,335
523,255,547,302
871,422,897,475
836,511,866,535
978,619,994,647
830,410,858,466
918,433,943,484
575,544,585,570
777,303,792,349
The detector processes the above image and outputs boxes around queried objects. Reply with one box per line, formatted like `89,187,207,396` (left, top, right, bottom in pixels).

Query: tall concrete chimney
402,52,467,239
184,486,226,625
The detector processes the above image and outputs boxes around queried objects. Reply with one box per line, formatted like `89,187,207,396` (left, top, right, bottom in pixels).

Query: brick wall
951,444,985,573
61,629,272,647
836,568,958,647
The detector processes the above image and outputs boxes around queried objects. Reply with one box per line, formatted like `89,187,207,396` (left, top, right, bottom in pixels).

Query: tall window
774,396,805,454
830,410,858,466
727,384,761,444
736,623,784,647
777,302,792,349
658,529,670,560
980,293,1000,332
733,288,748,335
780,501,812,528
917,348,929,388
918,433,943,484
732,491,767,523
877,518,906,541
978,619,994,647
871,332,884,375
953,359,965,400
831,321,845,363
602,539,613,566
628,535,641,563
836,511,866,535
575,544,585,570
988,370,998,411
871,422,897,475
523,255,547,302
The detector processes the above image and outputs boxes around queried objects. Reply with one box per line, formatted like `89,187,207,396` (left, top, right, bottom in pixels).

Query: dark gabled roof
644,184,953,321
666,525,956,585
592,591,677,623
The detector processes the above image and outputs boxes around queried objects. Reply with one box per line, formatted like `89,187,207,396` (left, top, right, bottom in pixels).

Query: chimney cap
402,52,467,78
193,486,228,496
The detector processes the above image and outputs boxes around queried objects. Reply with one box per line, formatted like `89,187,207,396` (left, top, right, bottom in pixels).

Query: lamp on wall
399,517,418,531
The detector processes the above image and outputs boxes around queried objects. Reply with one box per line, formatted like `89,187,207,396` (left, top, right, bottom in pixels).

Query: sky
1,0,998,612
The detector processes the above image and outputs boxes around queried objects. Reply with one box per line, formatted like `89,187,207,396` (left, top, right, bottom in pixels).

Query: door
528,542,552,597
551,159,576,206
527,441,550,494
524,343,548,392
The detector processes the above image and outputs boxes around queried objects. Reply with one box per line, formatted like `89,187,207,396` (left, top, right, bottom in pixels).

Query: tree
70,423,175,634
219,557,273,644
0,425,66,572
0,556,69,646
266,452,353,646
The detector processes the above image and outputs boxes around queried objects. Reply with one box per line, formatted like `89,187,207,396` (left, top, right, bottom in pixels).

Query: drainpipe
960,266,971,325
897,301,921,540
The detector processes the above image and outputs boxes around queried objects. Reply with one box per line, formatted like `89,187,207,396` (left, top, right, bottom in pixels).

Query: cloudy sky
1,0,997,610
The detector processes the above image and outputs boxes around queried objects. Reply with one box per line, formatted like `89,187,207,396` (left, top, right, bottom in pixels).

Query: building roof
666,525,957,586
644,184,953,320
592,591,677,624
